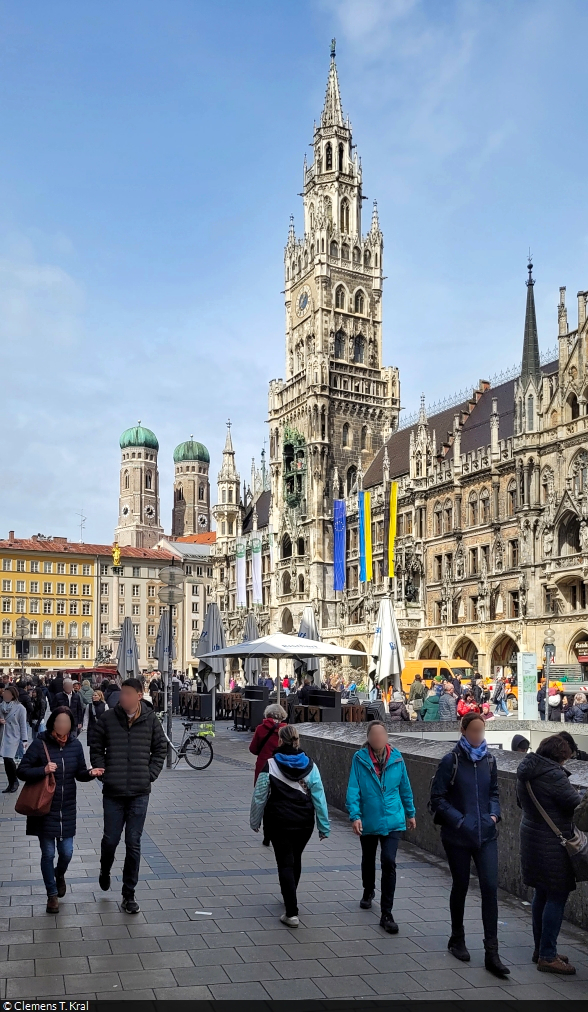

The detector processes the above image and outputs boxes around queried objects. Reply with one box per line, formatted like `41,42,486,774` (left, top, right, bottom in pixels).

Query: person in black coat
430,711,509,978
104,681,121,708
537,680,546,720
558,730,588,762
52,679,84,733
564,692,588,724
516,734,581,975
90,678,167,914
29,687,47,739
87,690,108,748
17,706,103,912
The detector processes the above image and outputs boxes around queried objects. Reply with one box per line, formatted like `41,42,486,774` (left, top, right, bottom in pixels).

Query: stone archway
419,638,441,660
568,629,588,675
349,639,367,672
281,608,293,634
452,637,478,667
490,633,518,672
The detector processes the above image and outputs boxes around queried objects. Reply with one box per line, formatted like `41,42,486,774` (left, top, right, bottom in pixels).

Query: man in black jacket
90,677,167,914
52,678,84,734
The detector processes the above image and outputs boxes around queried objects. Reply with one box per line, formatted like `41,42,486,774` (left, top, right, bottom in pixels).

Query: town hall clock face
145,505,155,519
198,514,208,528
296,286,311,317
122,505,130,517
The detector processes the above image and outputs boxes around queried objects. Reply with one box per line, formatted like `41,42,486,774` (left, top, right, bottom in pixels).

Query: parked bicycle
156,713,214,770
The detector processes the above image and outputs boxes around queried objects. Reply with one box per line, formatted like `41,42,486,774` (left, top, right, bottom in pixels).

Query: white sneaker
280,913,299,927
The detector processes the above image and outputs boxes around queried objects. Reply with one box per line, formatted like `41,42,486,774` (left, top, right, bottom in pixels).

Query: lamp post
158,565,184,768
544,626,555,709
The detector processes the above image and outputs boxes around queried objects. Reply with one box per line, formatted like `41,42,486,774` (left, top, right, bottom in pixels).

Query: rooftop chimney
8,531,14,541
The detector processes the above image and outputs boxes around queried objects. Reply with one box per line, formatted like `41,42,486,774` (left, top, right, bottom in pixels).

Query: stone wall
298,722,588,930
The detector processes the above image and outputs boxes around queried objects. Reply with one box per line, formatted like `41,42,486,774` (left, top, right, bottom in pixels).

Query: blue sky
1,0,588,543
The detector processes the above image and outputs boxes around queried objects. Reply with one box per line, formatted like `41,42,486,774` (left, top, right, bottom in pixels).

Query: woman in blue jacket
430,711,508,978
17,706,103,913
345,720,416,933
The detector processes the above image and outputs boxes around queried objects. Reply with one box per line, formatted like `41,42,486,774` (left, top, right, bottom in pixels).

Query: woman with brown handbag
17,706,104,912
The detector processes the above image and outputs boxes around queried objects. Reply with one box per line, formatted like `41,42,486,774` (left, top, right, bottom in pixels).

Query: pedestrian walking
345,720,416,933
420,687,440,721
52,679,84,734
250,724,330,927
491,676,510,717
387,691,410,722
17,706,104,912
457,690,480,718
87,690,108,748
103,680,121,708
452,674,462,697
29,686,47,739
516,734,580,974
249,704,288,782
547,685,564,722
0,685,29,792
537,679,547,720
438,681,458,721
430,711,509,977
471,675,484,706
408,675,427,718
90,677,167,914
564,692,588,724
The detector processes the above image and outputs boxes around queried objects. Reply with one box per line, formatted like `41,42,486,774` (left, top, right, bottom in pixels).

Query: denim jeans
495,698,509,715
532,887,570,960
39,836,74,897
443,837,498,943
270,827,314,917
101,794,150,898
360,832,400,915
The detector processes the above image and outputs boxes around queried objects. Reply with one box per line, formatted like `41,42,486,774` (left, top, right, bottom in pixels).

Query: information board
517,651,538,721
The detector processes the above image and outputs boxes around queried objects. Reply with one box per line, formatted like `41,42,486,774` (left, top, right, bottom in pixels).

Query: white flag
251,534,262,605
236,537,246,607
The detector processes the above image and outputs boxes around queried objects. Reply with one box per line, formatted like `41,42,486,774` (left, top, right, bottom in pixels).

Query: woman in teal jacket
346,720,416,933
420,689,440,721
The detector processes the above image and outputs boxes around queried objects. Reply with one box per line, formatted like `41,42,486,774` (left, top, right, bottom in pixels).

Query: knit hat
434,675,443,683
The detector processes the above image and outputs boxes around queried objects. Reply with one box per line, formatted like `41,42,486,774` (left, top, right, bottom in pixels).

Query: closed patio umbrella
197,603,227,693
369,598,405,692
294,605,321,685
242,613,261,684
154,610,175,673
116,616,140,680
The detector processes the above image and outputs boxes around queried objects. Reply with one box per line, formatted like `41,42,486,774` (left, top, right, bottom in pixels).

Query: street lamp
159,566,185,767
544,626,555,704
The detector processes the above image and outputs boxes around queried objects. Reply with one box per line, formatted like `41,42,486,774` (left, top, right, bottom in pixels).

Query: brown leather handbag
15,742,55,816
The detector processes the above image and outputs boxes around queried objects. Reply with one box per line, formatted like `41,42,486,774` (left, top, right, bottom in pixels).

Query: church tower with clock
267,41,400,631
115,423,164,549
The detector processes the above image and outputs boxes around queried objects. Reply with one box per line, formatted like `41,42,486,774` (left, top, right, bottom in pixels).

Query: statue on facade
543,526,554,557
404,576,417,602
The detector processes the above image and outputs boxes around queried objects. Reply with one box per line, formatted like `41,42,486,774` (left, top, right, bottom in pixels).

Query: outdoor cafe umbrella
241,612,261,685
293,605,321,685
116,616,140,680
196,603,227,693
154,609,176,673
199,632,366,707
369,598,405,692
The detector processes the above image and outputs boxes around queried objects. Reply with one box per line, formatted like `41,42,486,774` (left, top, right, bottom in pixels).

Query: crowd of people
248,701,586,978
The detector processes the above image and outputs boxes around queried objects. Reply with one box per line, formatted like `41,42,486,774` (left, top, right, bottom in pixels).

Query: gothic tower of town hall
267,41,401,633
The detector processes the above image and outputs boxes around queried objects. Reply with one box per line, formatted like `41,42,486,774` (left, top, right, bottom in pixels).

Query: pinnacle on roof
521,259,541,387
321,38,344,128
370,200,381,234
418,393,427,426
223,419,234,453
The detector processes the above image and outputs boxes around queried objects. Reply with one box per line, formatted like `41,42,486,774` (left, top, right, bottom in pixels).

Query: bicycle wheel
182,735,213,770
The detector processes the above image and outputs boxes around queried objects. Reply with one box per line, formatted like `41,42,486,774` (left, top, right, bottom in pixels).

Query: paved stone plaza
0,723,587,1001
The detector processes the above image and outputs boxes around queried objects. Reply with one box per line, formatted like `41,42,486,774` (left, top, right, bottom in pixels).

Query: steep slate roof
242,490,271,534
0,538,174,559
363,360,558,490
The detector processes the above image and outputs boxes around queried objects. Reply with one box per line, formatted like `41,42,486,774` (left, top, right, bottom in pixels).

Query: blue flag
333,499,346,591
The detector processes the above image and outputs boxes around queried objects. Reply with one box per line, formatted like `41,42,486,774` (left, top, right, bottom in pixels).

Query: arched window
124,470,129,490
469,493,478,526
228,488,233,504
434,503,442,536
43,621,52,639
330,241,339,258
338,143,343,172
341,244,350,260
198,485,204,501
298,574,305,594
571,452,588,495
56,621,64,637
29,621,38,636
480,489,490,524
352,246,361,263
176,485,184,501
282,571,292,594
335,285,345,309
507,480,517,517
82,622,90,638
69,621,78,638
527,395,534,431
354,290,365,314
353,334,365,363
145,470,152,490
443,500,453,533
361,425,368,451
326,142,332,169
334,330,345,358
340,199,350,233
309,203,315,230
364,249,371,267
342,422,351,448
568,392,580,420
281,534,292,559
347,465,357,495
222,488,226,504
518,399,523,432
297,537,305,556
558,512,581,556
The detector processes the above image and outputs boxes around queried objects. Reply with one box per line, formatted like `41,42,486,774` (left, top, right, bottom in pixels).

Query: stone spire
521,259,541,387
370,200,381,237
218,419,238,481
321,39,344,127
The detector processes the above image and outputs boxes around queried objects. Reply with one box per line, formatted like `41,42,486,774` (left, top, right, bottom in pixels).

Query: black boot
360,889,375,909
484,941,510,978
380,911,399,933
448,934,470,962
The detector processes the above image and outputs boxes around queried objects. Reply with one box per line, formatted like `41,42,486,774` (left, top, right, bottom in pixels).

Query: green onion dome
173,439,210,464
120,423,159,451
